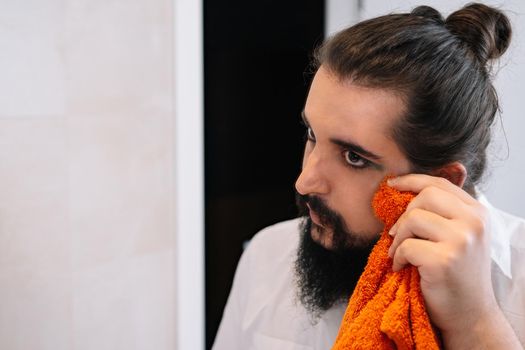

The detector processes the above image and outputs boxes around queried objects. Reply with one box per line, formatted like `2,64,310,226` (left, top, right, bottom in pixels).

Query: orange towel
331,178,441,350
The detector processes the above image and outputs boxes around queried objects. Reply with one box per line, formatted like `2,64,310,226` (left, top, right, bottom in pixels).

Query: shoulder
217,218,303,315
215,217,342,349
489,206,525,249
227,218,304,331
481,199,525,344
484,200,525,270
248,218,303,253
478,195,525,273
240,218,303,275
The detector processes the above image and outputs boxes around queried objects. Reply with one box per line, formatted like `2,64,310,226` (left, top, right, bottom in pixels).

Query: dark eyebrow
301,110,382,161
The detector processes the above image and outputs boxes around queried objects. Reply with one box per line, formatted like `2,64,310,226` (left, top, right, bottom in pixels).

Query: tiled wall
0,0,176,349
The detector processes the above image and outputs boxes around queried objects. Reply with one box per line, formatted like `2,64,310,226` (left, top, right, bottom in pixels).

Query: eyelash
303,126,371,170
305,126,315,142
342,150,370,170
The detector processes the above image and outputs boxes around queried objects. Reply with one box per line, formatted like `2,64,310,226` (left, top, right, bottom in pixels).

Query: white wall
325,0,360,36
0,0,205,348
327,0,525,218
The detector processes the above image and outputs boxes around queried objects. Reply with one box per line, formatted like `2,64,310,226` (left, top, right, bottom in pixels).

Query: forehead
305,66,406,136
304,66,410,169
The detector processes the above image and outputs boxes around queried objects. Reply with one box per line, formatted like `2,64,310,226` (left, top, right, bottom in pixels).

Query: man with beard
293,193,376,320
213,3,524,349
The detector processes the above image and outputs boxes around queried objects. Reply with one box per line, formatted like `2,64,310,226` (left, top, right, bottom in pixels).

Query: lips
306,204,324,228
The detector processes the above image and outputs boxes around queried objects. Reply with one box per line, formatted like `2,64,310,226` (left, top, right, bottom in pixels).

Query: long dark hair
314,3,512,194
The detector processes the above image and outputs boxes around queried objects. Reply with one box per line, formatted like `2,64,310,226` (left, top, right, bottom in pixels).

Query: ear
432,162,467,188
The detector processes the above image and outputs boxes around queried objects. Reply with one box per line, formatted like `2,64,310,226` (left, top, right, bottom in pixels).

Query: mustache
295,192,339,229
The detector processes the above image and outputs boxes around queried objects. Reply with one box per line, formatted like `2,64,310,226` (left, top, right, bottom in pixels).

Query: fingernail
387,177,398,186
389,223,397,236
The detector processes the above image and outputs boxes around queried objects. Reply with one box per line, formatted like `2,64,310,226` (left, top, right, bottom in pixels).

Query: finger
388,208,451,257
388,174,476,205
392,238,442,272
403,185,472,220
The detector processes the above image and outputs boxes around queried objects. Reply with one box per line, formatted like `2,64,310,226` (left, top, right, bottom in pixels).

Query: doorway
204,0,325,347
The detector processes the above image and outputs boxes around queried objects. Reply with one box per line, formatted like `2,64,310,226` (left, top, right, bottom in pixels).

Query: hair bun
445,3,511,66
411,6,445,24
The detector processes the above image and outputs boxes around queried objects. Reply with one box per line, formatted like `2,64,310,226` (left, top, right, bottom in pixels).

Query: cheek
335,175,385,233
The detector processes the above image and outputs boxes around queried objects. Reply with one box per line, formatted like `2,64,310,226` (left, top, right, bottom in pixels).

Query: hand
386,174,496,337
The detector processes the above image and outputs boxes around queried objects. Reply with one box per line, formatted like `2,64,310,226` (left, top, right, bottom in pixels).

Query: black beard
294,193,378,320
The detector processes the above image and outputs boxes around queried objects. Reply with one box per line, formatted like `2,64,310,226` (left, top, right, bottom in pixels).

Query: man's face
293,66,413,316
296,66,412,249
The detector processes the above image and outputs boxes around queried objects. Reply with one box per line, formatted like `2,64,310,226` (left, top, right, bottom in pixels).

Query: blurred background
0,0,523,349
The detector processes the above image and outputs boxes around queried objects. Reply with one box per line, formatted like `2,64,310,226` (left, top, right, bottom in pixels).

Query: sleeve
211,244,252,350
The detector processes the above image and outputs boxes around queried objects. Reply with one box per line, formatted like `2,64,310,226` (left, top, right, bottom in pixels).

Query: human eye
301,120,316,143
300,114,316,143
342,150,370,169
305,126,316,142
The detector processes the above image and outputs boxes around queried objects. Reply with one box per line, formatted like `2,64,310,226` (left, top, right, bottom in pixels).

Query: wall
0,0,184,348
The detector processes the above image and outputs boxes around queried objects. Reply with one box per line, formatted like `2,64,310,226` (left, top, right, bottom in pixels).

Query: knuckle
469,206,489,238
442,249,459,270
455,232,473,252
404,208,417,221
408,207,425,220
417,186,443,208
397,240,410,257
475,205,489,226
457,205,489,244
402,209,422,230
420,185,439,198
455,222,479,248
471,217,486,237
435,176,450,187
455,223,484,252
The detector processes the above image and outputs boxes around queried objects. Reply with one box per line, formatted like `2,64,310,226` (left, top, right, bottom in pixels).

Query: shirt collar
478,193,513,279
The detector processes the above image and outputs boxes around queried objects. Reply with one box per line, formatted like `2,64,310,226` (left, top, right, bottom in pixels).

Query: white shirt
213,197,525,349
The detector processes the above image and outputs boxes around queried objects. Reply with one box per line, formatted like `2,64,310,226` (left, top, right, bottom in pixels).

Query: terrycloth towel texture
331,178,441,350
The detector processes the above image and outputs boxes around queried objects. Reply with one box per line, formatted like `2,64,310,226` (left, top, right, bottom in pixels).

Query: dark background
204,1,325,348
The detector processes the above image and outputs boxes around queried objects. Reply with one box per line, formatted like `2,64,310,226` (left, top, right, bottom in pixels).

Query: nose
295,148,330,196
